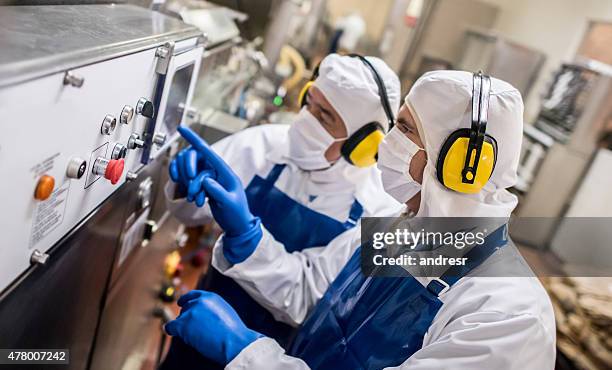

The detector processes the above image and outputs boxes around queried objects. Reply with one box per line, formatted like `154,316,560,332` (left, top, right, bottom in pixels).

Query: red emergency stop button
34,175,55,201
105,158,124,185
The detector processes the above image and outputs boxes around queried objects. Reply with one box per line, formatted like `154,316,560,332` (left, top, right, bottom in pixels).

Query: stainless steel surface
120,105,135,125
128,133,145,149
65,157,87,179
100,114,117,135
93,157,110,176
155,42,175,75
164,0,242,47
0,4,201,87
30,250,49,265
152,132,167,147
88,217,178,370
138,177,153,210
63,70,84,88
112,143,128,160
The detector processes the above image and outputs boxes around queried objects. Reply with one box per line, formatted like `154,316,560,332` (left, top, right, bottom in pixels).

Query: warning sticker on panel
30,181,70,248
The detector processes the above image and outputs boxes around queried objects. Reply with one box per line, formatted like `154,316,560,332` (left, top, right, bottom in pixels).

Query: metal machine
513,59,612,250
0,4,205,369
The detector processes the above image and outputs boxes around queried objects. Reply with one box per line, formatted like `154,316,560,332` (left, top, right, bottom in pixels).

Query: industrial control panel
0,5,204,293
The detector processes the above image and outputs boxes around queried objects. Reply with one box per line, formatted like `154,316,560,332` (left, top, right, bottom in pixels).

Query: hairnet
405,70,523,217
314,54,400,135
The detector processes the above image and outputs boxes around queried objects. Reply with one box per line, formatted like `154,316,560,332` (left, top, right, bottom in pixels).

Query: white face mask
287,108,347,171
377,126,425,203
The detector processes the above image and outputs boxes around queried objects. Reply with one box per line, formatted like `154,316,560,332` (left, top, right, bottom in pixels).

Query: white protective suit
166,55,403,228
211,71,557,369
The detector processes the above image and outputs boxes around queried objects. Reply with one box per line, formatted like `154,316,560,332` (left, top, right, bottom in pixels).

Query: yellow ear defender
436,72,497,194
298,80,315,108
299,54,395,168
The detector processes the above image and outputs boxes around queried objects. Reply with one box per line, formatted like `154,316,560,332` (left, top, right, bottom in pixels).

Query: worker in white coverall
164,71,556,369
160,54,402,369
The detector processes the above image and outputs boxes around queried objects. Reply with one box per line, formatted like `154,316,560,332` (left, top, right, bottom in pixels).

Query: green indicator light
273,96,283,106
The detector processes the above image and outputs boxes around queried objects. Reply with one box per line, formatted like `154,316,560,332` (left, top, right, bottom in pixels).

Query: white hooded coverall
210,71,557,369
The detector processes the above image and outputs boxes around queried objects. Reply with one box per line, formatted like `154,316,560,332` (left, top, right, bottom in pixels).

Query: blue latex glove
169,146,215,206
178,126,263,264
164,290,263,365
169,146,198,201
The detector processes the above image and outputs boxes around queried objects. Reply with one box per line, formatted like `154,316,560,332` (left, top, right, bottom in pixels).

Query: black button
141,101,155,118
77,161,87,179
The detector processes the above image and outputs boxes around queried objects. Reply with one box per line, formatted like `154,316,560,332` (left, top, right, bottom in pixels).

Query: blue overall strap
345,199,364,225
427,224,508,297
266,163,286,182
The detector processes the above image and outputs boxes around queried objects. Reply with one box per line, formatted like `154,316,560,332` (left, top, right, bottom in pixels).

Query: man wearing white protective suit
161,54,402,368
164,71,556,369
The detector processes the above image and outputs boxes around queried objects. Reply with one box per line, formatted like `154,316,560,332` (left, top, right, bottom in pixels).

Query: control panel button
93,157,124,185
34,175,55,200
127,133,145,150
152,132,167,147
66,157,87,179
31,249,50,265
120,105,134,125
136,98,155,118
125,171,138,182
63,71,84,88
111,143,127,159
101,114,117,135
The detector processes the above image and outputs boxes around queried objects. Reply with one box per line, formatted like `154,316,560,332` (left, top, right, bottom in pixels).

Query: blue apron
288,225,508,370
161,164,363,369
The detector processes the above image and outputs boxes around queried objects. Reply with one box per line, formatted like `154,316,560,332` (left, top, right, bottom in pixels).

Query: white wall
481,0,612,122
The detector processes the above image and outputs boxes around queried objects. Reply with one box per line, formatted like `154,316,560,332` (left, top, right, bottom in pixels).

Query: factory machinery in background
0,3,249,369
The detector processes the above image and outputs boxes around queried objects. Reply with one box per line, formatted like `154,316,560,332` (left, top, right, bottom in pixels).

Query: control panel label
118,208,150,267
29,181,70,247
30,152,60,178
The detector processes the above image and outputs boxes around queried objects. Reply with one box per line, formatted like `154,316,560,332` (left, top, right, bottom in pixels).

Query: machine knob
93,157,124,185
66,157,87,179
120,105,135,125
101,114,117,135
136,98,155,119
125,171,138,182
63,71,84,88
127,133,145,150
111,143,127,159
152,132,167,147
31,249,50,265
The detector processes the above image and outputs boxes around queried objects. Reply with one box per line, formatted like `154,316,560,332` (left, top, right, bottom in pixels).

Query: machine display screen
163,63,195,134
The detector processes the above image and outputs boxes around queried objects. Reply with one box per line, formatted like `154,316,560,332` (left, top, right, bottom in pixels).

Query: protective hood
314,54,400,135
405,71,523,218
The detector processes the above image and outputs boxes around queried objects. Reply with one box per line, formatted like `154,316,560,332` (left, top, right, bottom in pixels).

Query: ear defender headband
298,54,395,168
436,72,498,194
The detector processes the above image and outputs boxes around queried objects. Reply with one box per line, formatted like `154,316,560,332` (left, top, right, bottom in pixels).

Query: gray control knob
125,171,138,182
112,143,127,159
93,157,110,176
136,98,155,119
120,105,134,125
66,157,87,179
127,133,145,150
63,71,84,88
101,115,117,135
31,249,49,265
152,132,167,147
